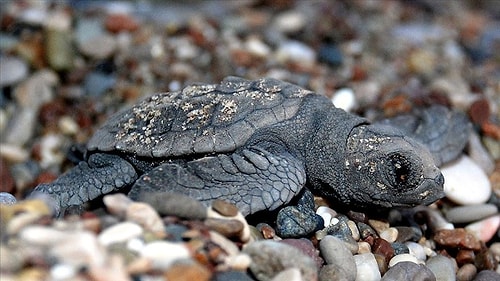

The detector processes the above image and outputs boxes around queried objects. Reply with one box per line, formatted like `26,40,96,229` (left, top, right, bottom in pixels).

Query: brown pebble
482,122,500,140
456,250,476,265
373,253,388,275
164,261,211,281
456,263,477,281
105,14,139,34
204,218,244,239
433,228,482,251
0,158,15,193
475,250,498,271
256,223,276,239
468,98,490,126
372,238,395,262
211,199,238,217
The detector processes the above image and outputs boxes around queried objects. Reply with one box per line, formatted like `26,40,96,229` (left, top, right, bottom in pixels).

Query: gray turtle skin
34,77,457,216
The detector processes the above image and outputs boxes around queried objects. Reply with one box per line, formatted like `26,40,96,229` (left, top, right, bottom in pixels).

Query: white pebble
379,227,398,243
98,222,143,246
103,193,133,218
271,267,303,281
276,40,316,65
273,11,305,33
405,242,426,262
316,206,337,227
0,143,29,162
353,253,381,281
39,134,66,169
58,116,79,135
389,253,422,267
50,263,76,280
140,241,190,270
0,56,28,87
441,155,491,205
465,215,500,243
357,241,371,254
332,88,357,112
245,36,271,57
126,202,165,234
50,232,106,267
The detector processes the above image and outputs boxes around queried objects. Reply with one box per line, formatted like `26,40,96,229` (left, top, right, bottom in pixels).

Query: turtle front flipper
32,153,138,214
129,147,306,216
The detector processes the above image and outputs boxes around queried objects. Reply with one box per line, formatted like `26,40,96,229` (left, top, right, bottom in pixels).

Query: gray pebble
0,56,28,87
276,205,322,238
381,261,436,281
212,270,254,281
138,191,207,220
0,192,17,205
243,240,318,281
445,204,498,224
319,235,356,281
425,255,456,281
473,270,500,281
319,264,352,281
391,242,409,255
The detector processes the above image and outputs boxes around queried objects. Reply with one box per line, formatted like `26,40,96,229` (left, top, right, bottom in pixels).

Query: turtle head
338,124,444,208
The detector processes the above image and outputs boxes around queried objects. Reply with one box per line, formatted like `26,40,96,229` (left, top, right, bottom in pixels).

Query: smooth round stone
465,215,500,243
50,232,106,267
98,222,143,246
379,228,399,243
139,192,207,220
316,206,337,227
276,40,316,65
319,235,356,280
473,270,500,281
78,34,117,59
388,254,422,267
456,264,477,281
212,270,254,281
140,241,190,270
391,243,409,255
126,202,165,234
271,267,302,281
381,262,436,281
445,204,498,224
425,255,456,281
0,192,17,205
103,193,133,218
332,88,356,112
319,264,352,281
0,56,28,87
281,239,323,268
212,199,239,217
353,253,381,281
405,242,426,262
243,240,318,281
273,11,305,33
441,155,491,205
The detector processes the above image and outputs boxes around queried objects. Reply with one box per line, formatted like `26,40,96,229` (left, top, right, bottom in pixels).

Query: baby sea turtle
33,77,469,216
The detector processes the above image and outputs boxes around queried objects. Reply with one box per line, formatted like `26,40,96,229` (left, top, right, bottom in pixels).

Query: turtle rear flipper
129,146,306,216
33,153,137,214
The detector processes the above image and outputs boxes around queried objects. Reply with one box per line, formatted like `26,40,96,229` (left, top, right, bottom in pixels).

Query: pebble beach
0,1,499,280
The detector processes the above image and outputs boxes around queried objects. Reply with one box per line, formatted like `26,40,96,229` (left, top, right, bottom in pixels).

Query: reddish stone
382,95,412,117
257,223,276,239
433,229,482,251
456,249,476,265
105,14,139,34
372,238,395,262
164,261,212,281
469,99,490,126
0,158,15,193
34,172,58,186
281,238,323,268
482,122,500,140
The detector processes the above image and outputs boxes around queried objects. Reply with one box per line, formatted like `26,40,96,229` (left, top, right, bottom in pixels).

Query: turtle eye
388,153,414,188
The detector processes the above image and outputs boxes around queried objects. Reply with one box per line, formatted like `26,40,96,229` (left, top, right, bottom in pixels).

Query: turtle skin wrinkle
33,77,469,216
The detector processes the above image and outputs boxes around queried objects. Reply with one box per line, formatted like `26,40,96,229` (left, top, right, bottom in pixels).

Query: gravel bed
0,1,499,280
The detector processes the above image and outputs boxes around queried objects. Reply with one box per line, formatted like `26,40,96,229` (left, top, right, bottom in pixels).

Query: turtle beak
418,172,445,205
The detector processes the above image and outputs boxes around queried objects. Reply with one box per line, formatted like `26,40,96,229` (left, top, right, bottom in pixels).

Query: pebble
125,202,165,235
83,72,116,97
425,255,457,281
281,238,323,268
353,253,381,281
473,270,500,281
372,238,395,263
0,56,28,87
139,192,207,220
433,228,482,251
381,261,436,281
391,243,409,255
316,206,338,227
271,267,303,281
0,144,30,163
140,241,190,270
318,44,344,66
379,228,399,243
275,40,316,65
273,11,305,34
405,242,427,262
441,155,492,205
207,205,250,243
319,264,353,281
0,192,17,205
212,199,239,217
212,270,255,281
388,254,422,267
446,204,498,224
456,264,477,281
97,222,143,246
104,14,139,34
205,218,244,239
332,88,357,112
50,231,106,267
319,235,356,279
164,260,211,281
243,240,318,281
103,193,133,218
276,205,321,238
78,34,117,59
465,215,500,243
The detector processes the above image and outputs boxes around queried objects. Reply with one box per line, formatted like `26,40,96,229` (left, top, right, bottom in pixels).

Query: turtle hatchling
33,77,470,216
